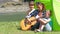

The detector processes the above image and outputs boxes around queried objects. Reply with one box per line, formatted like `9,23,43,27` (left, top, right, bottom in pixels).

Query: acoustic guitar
20,17,37,30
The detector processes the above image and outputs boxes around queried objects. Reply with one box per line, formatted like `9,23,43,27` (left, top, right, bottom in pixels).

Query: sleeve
25,15,31,18
30,10,38,17
29,12,36,16
35,15,40,19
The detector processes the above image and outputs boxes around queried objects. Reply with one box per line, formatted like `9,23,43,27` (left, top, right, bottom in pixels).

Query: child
35,10,52,32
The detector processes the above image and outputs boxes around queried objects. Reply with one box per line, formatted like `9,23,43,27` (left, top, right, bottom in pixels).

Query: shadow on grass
0,12,26,22
16,25,22,30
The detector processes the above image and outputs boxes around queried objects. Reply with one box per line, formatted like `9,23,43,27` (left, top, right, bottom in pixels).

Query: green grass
0,12,60,34
0,12,26,34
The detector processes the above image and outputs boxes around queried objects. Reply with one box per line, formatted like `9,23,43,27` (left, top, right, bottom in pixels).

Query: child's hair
46,10,52,16
36,2,45,10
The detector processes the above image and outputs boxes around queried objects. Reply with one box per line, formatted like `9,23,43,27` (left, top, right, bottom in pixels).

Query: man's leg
31,22,40,30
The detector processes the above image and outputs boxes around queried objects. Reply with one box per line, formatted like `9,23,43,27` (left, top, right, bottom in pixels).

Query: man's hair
29,1,34,5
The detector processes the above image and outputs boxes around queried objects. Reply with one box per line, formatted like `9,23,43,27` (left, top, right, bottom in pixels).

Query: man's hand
26,18,31,24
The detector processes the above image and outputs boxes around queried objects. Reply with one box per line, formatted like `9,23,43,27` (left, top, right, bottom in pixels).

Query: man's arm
26,10,38,18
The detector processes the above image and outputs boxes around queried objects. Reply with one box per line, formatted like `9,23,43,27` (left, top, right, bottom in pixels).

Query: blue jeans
31,21,40,30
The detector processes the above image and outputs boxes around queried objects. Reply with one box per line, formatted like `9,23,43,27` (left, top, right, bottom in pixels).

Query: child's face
46,11,50,18
29,4,34,9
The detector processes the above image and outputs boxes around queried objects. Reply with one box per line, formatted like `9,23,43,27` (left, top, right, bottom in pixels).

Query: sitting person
35,10,52,32
20,1,37,30
25,1,35,24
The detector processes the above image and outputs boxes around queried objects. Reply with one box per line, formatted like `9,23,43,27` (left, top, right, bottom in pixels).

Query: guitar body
20,17,37,30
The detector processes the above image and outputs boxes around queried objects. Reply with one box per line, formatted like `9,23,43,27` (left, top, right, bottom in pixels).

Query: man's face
29,4,34,9
37,4,43,11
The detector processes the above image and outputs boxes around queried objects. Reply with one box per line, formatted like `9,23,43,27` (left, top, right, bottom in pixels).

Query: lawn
0,12,60,34
0,12,26,34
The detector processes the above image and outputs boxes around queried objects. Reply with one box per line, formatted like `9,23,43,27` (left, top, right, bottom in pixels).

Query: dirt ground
0,1,29,13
